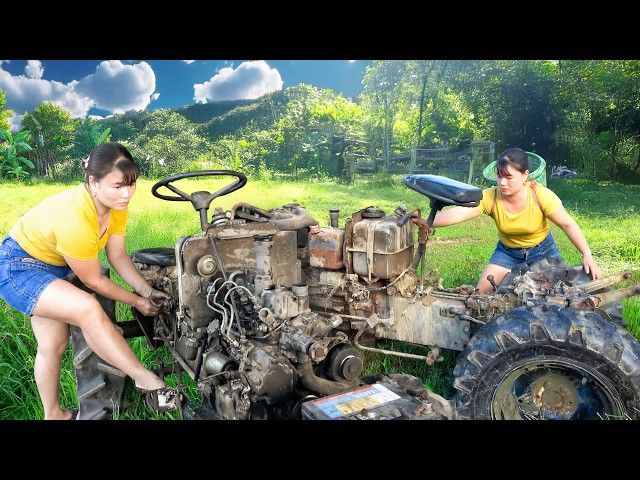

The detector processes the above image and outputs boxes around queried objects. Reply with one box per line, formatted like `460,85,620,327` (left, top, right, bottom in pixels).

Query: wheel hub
492,362,619,420
530,372,580,416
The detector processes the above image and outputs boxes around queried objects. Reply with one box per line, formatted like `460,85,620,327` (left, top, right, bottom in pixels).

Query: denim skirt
0,236,72,316
488,232,563,270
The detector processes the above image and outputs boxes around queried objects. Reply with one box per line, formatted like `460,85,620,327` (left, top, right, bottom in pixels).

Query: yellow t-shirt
479,183,562,249
10,184,128,266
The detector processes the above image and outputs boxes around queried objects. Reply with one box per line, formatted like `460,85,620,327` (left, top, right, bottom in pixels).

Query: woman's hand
582,253,602,280
133,289,171,315
148,288,171,304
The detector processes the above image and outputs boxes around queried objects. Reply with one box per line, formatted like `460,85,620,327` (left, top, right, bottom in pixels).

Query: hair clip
83,156,90,167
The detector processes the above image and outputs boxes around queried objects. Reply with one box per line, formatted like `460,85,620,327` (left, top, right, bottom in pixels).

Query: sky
0,60,372,132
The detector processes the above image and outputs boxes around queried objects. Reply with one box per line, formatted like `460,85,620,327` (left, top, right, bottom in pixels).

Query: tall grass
1,175,639,419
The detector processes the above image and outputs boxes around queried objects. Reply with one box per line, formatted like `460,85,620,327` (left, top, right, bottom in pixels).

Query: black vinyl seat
402,174,483,207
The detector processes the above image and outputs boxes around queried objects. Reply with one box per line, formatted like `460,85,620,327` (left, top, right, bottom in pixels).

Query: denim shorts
488,232,562,270
0,236,72,316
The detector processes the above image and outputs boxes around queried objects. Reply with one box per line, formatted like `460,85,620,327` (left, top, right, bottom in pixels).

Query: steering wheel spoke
164,184,192,201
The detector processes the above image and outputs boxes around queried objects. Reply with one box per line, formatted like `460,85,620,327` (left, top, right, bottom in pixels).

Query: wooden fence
345,141,495,185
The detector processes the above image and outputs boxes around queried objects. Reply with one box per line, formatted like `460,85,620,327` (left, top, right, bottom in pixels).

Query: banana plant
89,124,111,147
0,128,35,182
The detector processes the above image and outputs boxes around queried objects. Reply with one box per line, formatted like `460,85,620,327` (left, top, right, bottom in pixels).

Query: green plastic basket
482,151,547,187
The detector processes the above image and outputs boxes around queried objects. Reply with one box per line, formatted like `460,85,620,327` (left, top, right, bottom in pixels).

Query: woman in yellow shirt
0,142,183,419
433,147,602,293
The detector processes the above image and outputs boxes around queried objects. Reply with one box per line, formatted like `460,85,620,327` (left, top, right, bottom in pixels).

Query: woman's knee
37,338,70,358
32,321,71,358
77,298,110,324
477,264,510,291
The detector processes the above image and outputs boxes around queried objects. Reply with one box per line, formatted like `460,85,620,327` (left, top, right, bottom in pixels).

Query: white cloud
74,60,156,114
0,61,92,131
193,60,283,103
0,60,158,131
25,60,44,79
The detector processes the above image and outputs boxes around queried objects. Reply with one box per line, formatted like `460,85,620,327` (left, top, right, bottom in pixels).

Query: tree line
1,60,640,184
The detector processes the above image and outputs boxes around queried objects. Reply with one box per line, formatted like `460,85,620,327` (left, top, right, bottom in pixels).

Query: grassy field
1,173,639,419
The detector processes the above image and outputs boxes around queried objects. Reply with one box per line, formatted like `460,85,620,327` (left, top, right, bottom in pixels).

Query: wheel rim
491,359,626,420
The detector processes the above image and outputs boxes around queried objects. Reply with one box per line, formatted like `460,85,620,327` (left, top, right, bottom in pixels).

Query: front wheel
453,304,640,419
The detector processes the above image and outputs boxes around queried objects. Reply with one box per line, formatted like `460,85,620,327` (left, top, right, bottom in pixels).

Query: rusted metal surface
308,226,345,269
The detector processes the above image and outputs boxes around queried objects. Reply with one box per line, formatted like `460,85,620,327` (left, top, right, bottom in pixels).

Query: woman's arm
432,205,482,228
105,234,171,306
547,205,602,279
63,235,167,316
105,234,153,297
64,253,142,308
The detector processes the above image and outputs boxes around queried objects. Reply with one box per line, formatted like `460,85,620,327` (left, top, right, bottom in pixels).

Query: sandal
137,385,188,413
66,408,79,420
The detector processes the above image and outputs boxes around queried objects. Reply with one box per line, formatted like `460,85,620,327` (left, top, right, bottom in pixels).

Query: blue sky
0,60,372,132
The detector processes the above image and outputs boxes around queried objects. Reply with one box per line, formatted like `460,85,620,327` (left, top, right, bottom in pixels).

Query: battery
301,382,433,420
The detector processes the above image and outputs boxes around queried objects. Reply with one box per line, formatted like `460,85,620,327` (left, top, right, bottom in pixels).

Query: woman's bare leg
30,316,73,420
32,279,165,392
476,263,511,293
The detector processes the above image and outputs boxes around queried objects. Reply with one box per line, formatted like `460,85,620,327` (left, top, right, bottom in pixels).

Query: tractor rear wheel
453,304,640,419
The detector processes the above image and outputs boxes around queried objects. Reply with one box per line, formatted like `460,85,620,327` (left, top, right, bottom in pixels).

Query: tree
361,61,408,168
21,103,77,178
447,60,562,159
555,60,640,182
272,85,363,178
120,109,212,177
396,60,479,149
0,90,14,132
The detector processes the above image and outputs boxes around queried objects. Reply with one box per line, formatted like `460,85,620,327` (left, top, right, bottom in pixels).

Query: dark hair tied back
82,142,139,186
496,147,529,178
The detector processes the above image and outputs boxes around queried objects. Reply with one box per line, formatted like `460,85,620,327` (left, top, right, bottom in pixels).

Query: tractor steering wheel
151,170,248,230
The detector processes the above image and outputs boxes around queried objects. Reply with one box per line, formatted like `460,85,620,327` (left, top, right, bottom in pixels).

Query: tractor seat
402,174,482,207
130,247,176,266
